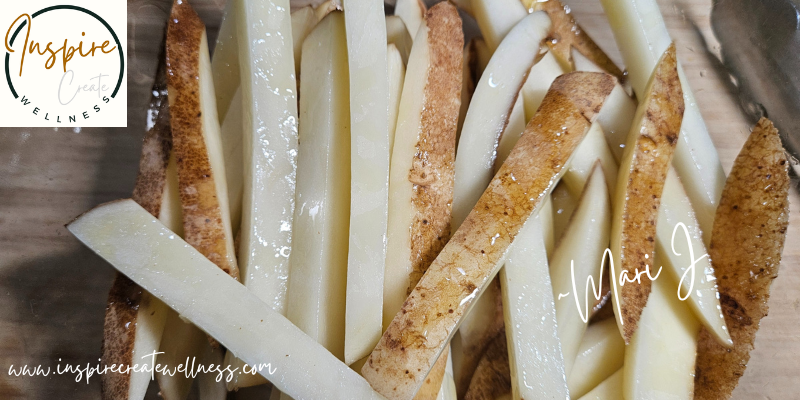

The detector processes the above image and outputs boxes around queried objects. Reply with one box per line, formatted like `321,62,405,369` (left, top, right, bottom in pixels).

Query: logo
1,1,126,127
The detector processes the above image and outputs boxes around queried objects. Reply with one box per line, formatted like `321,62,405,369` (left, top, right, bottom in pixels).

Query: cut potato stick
101,59,175,400
562,122,618,197
609,44,683,342
220,88,243,235
387,44,406,158
452,11,551,229
521,50,567,123
67,200,384,400
457,40,476,142
551,181,576,244
342,0,391,367
211,0,239,121
363,72,616,400
595,84,637,162
492,94,525,174
167,0,239,282
694,118,790,400
436,350,457,400
571,47,604,74
413,345,450,400
383,1,463,331
464,329,511,400
601,0,726,242
291,0,338,79
550,164,611,377
500,215,569,400
577,369,623,400
623,262,700,400
386,16,413,66
455,279,504,397
471,0,526,53
529,0,624,80
394,0,425,43
285,11,350,363
197,345,228,400
156,312,208,400
567,318,625,398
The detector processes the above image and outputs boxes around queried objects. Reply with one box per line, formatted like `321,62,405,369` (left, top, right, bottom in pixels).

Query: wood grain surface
0,0,796,399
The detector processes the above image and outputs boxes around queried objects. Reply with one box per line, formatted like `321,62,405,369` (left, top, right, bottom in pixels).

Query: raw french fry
500,216,569,400
291,0,339,79
567,318,625,398
387,44,406,157
452,11,551,229
284,11,350,364
577,369,623,400
342,0,391,366
594,84,637,162
609,44,683,342
464,329,511,400
539,195,555,258
211,0,239,121
572,47,604,74
694,118,790,400
436,350,457,400
601,0,727,242
471,0,526,53
394,0,425,42
493,94,525,174
386,16,413,65
101,58,176,400
472,39,491,79
156,313,207,400
219,88,243,234
197,345,228,400
457,40,476,140
67,200,384,400
230,0,299,387
528,0,624,80
413,345,450,400
363,72,617,400
521,50,566,123
551,181,576,244
550,164,611,377
383,1,463,331
167,0,239,282
623,262,700,400
562,122,618,197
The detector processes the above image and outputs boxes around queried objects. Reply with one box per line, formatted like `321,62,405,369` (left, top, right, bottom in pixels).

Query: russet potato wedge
529,0,624,80
500,215,569,399
601,0,726,242
101,58,175,400
285,11,350,364
471,0,527,53
694,118,790,400
342,0,392,367
68,200,385,400
568,318,625,398
550,163,611,377
363,72,617,400
394,0,425,42
452,11,551,229
167,0,239,281
609,44,683,342
464,329,511,400
577,369,623,400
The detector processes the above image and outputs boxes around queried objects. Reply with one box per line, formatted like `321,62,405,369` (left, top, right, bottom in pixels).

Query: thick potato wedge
609,44,683,342
529,0,624,80
464,329,511,400
166,0,239,281
471,0,527,53
568,318,625,398
363,72,616,400
694,118,790,400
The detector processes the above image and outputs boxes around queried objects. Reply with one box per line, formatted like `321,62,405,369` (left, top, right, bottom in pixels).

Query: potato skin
694,118,790,400
363,71,615,400
464,328,511,400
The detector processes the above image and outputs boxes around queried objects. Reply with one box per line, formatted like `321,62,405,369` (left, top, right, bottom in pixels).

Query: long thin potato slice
694,118,790,400
67,200,384,400
471,0,527,53
167,0,239,281
601,0,726,242
452,11,551,229
562,122,618,196
623,262,700,400
610,44,683,342
521,50,566,123
464,329,511,400
363,72,616,400
501,216,569,400
394,0,425,42
386,44,406,157
550,164,611,376
219,88,243,235
595,84,637,161
291,0,339,80
568,318,625,399
284,11,350,364
102,59,176,400
436,350,457,400
493,94,526,174
528,0,624,80
386,16,413,66
551,181,576,244
342,0,391,367
383,1,463,333
457,40,476,141
156,312,207,400
211,0,239,121
577,369,623,400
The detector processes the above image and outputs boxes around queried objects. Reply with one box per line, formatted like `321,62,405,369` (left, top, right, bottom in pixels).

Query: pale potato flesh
562,122,618,197
67,200,384,400
363,72,617,400
286,11,350,363
386,44,406,156
452,11,551,229
211,0,239,121
156,311,208,400
550,164,611,377
594,84,637,162
394,0,425,43
471,0,526,53
500,216,569,400
567,318,625,399
386,16,413,66
609,44,683,342
219,87,243,235
492,94,525,175
577,369,623,400
551,181,577,245
521,50,567,123
291,0,338,80
694,118,790,400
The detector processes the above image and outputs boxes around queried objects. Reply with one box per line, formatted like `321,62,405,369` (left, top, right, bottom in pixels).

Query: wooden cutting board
0,0,796,398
